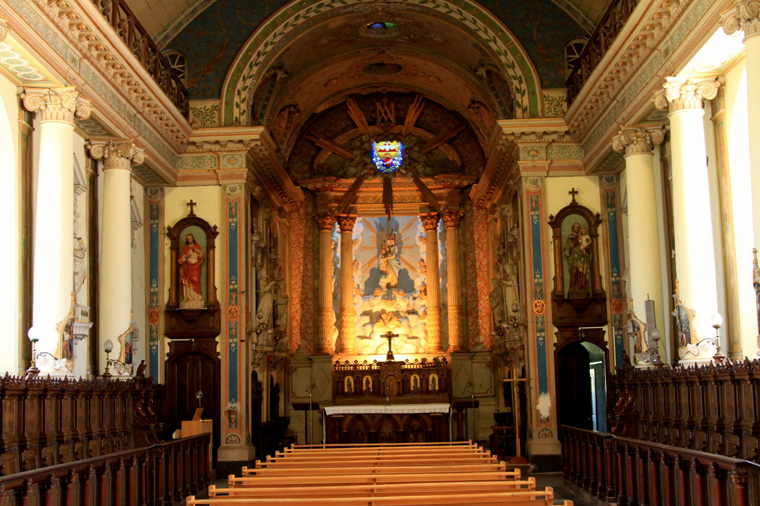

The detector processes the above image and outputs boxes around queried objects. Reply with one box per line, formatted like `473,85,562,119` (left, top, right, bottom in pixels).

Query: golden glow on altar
333,353,450,364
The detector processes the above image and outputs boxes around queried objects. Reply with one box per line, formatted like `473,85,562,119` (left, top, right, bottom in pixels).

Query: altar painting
338,216,445,356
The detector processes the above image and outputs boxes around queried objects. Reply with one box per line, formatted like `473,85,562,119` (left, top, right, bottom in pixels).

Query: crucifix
187,199,197,215
383,331,398,362
568,188,579,203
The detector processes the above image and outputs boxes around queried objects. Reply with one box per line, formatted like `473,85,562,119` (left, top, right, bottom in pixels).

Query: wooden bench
229,471,521,488
210,478,536,498
288,442,478,449
272,449,491,460
188,488,570,505
255,455,499,468
242,462,506,476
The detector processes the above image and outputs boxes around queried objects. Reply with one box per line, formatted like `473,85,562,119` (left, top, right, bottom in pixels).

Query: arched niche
165,212,221,338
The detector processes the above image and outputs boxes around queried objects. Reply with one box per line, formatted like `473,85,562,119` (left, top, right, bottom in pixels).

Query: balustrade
0,433,210,506
90,0,189,117
562,426,760,506
565,0,640,106
0,373,163,476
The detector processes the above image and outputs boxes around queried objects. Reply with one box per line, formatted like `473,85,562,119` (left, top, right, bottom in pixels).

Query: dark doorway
166,339,220,464
556,341,593,430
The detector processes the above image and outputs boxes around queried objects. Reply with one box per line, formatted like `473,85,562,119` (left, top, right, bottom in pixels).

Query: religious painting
55,308,76,372
672,280,697,357
362,375,373,393
178,225,207,309
560,214,592,298
347,216,444,356
429,373,439,392
674,305,694,348
410,374,421,393
344,376,354,394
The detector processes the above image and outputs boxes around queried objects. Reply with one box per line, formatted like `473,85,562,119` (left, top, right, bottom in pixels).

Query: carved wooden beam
402,94,425,136
346,96,374,141
302,133,355,159
412,176,443,215
335,171,368,215
421,125,464,153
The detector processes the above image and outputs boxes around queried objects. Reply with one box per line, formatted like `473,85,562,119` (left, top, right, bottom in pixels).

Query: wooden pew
187,488,570,505
242,462,506,477
255,454,499,468
210,478,536,498
228,470,521,488
272,449,491,460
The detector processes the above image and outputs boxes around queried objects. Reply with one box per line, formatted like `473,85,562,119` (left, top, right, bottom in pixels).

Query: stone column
655,78,721,359
612,127,666,357
315,213,336,354
421,213,443,353
442,210,465,352
21,87,91,375
337,215,356,355
722,2,760,348
89,140,144,376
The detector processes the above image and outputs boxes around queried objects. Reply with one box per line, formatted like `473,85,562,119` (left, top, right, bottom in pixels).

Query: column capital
611,127,666,156
420,212,440,231
88,140,145,169
313,213,336,231
721,1,760,39
441,210,465,229
336,215,356,232
653,78,720,113
0,18,10,42
20,87,92,124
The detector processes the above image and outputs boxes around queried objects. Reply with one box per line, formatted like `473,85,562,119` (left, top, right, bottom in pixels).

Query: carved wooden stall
0,372,163,476
610,359,760,462
325,359,451,444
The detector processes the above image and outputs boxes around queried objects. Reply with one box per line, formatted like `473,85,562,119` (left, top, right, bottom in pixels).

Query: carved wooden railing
0,373,163,476
562,426,760,506
610,359,760,462
90,0,190,118
0,433,210,506
565,0,640,106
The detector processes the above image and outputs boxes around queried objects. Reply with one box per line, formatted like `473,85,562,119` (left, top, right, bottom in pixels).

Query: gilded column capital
337,215,356,232
88,140,145,169
313,213,336,231
721,1,760,39
420,212,440,231
0,18,10,42
653,78,720,113
441,210,465,229
611,127,666,156
20,86,92,123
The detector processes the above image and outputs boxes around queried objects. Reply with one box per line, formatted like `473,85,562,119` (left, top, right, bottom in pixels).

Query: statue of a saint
379,232,401,288
179,233,205,308
564,222,592,298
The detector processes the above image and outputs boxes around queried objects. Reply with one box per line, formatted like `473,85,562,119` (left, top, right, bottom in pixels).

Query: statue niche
165,208,221,338
548,197,607,345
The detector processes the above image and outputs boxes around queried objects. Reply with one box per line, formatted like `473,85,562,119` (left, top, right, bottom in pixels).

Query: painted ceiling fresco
164,0,587,100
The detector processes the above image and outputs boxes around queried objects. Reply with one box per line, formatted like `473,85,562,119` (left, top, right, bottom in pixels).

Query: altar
322,403,451,444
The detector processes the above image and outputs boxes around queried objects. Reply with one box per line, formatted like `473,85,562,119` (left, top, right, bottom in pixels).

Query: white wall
0,75,19,375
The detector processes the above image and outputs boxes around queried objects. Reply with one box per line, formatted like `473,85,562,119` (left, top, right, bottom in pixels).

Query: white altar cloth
323,403,451,416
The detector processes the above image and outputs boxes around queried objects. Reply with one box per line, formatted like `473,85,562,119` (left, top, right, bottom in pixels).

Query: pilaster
442,210,465,352
337,215,356,355
420,213,442,353
315,213,336,355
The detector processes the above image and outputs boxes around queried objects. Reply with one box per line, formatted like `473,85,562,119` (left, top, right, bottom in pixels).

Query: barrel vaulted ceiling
125,0,610,102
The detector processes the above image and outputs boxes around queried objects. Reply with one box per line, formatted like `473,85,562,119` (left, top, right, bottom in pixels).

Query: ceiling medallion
371,141,404,173
361,21,400,38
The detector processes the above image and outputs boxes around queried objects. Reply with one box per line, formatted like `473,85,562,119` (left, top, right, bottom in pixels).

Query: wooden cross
383,331,399,362
187,199,197,215
568,188,579,203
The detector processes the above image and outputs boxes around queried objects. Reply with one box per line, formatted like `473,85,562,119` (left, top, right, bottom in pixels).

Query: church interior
2,0,760,503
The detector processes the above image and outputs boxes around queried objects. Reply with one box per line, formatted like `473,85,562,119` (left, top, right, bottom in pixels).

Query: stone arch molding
220,0,542,126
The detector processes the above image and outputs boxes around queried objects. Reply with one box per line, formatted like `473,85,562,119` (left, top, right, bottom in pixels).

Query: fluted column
21,87,91,375
421,213,442,353
612,127,666,357
655,78,721,357
442,210,465,352
722,2,760,347
89,140,144,376
315,213,336,354
337,215,357,355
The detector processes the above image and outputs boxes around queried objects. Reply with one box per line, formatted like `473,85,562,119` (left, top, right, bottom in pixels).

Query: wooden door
166,339,220,462
556,342,593,430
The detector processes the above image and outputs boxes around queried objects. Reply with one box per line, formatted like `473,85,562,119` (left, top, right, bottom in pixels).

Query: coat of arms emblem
371,141,404,173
